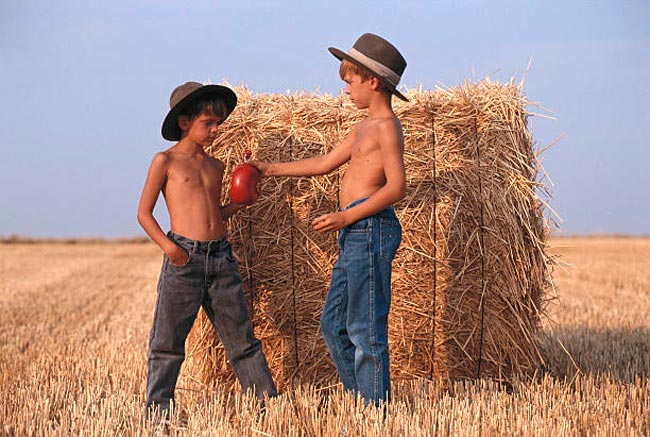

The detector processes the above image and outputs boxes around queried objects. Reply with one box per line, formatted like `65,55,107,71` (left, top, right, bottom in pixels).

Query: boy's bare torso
162,147,227,241
339,115,403,208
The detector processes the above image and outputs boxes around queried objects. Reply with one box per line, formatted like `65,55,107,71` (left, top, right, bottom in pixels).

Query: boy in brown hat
137,81,277,424
251,33,407,405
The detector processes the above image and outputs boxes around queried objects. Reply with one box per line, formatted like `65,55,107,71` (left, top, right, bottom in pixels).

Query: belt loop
192,240,198,254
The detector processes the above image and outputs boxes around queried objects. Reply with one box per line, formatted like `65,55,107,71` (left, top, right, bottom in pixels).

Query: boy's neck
176,137,205,154
366,93,395,119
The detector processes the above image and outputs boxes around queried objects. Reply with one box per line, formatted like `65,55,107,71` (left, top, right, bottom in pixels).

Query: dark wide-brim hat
161,81,237,141
329,33,408,101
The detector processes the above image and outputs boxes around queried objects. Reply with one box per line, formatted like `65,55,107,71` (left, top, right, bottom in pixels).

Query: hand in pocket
168,245,190,266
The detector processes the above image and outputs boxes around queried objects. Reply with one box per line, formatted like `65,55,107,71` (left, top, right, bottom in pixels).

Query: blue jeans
146,232,277,414
320,198,402,405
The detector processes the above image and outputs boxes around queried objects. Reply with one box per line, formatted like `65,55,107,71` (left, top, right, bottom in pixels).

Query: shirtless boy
251,33,407,405
137,82,277,422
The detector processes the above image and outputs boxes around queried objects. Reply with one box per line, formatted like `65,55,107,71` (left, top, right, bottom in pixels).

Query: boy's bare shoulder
370,116,403,140
379,115,402,129
152,148,222,167
150,150,172,168
153,145,180,162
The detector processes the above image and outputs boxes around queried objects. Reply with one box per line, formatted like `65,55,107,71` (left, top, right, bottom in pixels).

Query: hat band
348,47,401,87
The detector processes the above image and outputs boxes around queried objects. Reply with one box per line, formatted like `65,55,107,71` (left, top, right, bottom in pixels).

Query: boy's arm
250,125,358,177
221,202,245,219
137,152,188,264
313,121,406,232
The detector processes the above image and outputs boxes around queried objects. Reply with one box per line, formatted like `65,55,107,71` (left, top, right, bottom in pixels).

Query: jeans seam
379,221,385,258
367,226,379,401
149,292,161,345
335,267,356,387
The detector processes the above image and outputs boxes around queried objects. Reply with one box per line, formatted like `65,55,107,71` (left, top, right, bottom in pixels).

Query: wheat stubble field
0,237,648,436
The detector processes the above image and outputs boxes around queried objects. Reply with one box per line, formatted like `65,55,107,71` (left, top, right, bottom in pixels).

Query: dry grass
1,237,648,436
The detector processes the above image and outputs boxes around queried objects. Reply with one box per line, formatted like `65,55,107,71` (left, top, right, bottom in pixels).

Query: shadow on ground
539,325,650,383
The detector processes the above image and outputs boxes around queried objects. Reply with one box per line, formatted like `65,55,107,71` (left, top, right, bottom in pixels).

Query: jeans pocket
347,217,370,233
380,219,401,259
168,249,191,268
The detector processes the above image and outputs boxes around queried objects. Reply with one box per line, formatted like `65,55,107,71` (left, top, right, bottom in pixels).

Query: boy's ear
369,76,380,91
177,115,190,131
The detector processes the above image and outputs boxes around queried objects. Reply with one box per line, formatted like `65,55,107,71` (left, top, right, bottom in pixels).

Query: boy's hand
312,211,349,232
222,202,247,219
167,244,189,266
248,160,269,176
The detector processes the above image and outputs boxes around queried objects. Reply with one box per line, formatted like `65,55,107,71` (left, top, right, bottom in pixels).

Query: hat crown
170,81,203,109
352,33,406,78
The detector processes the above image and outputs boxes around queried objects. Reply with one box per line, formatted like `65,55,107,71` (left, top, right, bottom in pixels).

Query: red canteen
230,162,261,206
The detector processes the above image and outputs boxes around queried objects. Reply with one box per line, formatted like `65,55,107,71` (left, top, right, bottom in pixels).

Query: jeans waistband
341,197,398,222
342,197,369,211
167,231,229,253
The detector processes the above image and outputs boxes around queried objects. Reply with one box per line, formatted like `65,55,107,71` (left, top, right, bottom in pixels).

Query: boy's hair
339,59,391,95
179,95,228,122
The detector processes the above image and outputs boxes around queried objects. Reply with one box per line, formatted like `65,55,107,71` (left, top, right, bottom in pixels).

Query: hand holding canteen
229,150,261,206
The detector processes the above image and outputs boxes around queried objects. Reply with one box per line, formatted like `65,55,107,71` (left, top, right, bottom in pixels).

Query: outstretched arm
250,125,358,177
136,152,188,265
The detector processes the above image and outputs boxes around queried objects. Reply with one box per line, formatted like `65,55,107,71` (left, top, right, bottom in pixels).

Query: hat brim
329,47,408,102
161,84,237,141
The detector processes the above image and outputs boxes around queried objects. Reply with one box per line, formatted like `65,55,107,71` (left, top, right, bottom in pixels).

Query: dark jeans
146,232,277,413
320,198,402,405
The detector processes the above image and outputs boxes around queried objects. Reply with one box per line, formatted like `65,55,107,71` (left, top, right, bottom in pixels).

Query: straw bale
181,80,553,392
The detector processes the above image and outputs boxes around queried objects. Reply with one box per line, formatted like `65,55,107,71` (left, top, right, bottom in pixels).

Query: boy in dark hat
251,33,407,405
137,81,277,425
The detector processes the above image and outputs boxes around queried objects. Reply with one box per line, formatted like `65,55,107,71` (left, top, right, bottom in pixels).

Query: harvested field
1,237,648,436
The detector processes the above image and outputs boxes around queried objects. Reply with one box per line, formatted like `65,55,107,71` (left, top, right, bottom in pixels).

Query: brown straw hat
161,81,237,141
329,33,408,101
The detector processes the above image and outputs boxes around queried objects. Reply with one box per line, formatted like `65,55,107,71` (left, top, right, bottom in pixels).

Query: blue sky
1,0,648,237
